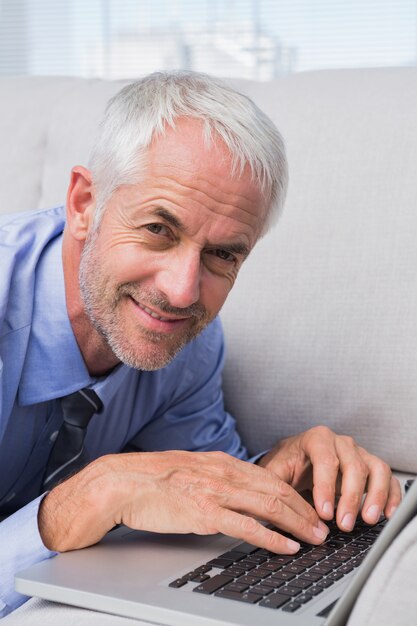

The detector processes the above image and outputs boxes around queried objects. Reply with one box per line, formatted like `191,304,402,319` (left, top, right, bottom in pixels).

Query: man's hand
257,426,402,530
38,450,330,554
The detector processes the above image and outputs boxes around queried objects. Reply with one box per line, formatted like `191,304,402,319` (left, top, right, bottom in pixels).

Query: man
0,71,401,617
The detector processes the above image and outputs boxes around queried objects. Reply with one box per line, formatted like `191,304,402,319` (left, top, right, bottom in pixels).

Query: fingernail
313,525,328,541
318,520,330,534
341,513,355,531
387,505,397,518
366,504,381,523
322,501,333,517
286,539,300,553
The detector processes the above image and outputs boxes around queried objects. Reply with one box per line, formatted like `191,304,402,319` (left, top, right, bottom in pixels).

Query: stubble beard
78,231,212,371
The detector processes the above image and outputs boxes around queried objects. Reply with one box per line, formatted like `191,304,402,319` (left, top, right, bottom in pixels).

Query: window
0,0,415,80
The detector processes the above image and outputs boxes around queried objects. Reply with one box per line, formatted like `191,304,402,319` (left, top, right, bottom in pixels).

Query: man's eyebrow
217,241,250,258
152,207,183,230
151,206,250,258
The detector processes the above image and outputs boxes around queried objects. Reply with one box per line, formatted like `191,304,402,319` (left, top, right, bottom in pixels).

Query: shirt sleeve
128,317,250,460
0,494,57,618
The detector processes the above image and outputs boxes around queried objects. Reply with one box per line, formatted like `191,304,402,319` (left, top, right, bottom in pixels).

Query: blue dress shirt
0,206,250,617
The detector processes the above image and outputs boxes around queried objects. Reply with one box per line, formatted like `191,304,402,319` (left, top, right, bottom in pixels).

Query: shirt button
49,430,59,443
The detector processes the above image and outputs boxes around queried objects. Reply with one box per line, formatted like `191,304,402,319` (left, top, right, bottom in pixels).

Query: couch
1,68,416,624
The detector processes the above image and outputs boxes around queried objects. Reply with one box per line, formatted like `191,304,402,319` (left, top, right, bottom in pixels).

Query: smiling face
74,118,268,371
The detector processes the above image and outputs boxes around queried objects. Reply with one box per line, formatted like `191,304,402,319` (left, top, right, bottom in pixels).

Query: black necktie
42,388,102,491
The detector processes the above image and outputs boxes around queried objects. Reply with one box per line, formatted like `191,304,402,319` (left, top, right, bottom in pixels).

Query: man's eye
146,223,168,236
209,249,235,263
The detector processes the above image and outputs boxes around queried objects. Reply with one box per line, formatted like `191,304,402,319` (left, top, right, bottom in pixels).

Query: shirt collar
18,233,132,406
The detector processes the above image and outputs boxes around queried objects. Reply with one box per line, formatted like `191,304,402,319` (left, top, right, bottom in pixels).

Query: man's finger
306,435,341,520
334,439,368,530
214,507,302,555
219,485,329,545
383,476,402,519
361,458,401,523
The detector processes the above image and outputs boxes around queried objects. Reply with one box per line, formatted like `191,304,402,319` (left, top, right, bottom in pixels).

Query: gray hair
88,70,288,236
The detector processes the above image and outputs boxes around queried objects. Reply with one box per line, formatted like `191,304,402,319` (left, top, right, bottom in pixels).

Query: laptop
15,479,417,626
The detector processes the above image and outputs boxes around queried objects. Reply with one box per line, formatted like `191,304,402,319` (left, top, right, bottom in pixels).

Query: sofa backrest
1,69,416,472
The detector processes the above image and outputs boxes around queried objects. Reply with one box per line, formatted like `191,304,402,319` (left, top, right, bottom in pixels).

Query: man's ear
66,166,96,241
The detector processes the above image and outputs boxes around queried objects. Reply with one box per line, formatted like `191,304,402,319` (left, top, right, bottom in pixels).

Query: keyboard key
190,574,210,583
279,586,302,597
307,550,326,562
332,553,351,563
356,518,374,529
217,551,246,562
208,558,234,568
193,574,234,595
309,564,333,575
282,601,302,613
299,572,322,582
297,543,312,553
259,592,290,609
333,532,354,541
251,584,274,596
269,556,293,565
256,549,275,557
311,545,334,555
297,593,314,604
260,561,284,572
325,540,345,549
236,575,262,585
223,566,246,577
316,578,334,589
233,542,259,555
237,559,257,571
349,539,369,550
284,564,307,574
338,547,358,557
294,557,317,567
358,536,375,545
325,558,343,568
270,571,296,582
169,578,187,588
252,567,273,578
245,554,268,565
291,578,313,590
215,589,261,604
223,582,249,593
194,564,212,574
262,577,286,589
327,572,344,582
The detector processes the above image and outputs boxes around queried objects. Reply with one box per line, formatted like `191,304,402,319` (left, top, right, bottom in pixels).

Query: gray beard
78,232,212,370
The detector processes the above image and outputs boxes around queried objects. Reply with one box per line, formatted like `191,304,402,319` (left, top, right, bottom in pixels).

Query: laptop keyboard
169,517,386,613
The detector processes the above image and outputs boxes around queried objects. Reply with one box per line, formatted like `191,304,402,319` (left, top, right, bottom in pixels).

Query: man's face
79,118,268,370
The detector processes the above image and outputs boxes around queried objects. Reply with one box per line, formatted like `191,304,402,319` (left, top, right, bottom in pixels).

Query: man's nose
155,249,201,309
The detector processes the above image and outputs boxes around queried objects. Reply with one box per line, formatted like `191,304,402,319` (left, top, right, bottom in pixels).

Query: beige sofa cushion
221,69,417,473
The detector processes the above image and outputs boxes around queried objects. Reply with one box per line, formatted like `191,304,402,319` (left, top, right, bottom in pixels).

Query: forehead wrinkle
153,174,262,229
148,158,262,210
156,163,259,206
